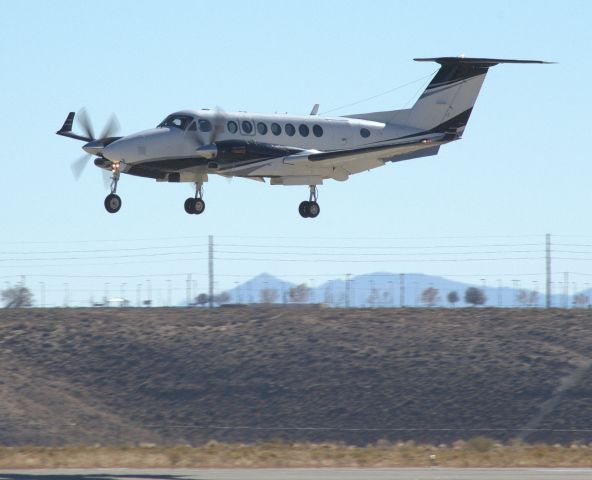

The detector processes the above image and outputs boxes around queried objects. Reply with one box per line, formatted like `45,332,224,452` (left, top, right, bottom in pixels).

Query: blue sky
1,0,591,306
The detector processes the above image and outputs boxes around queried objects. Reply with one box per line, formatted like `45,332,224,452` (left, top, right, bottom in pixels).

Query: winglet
310,104,320,115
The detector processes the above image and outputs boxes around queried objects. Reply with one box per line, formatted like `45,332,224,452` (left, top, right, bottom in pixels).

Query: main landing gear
299,185,320,218
184,183,206,215
104,162,122,214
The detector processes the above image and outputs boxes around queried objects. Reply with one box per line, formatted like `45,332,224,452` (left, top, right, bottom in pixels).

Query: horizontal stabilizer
56,111,93,142
414,57,555,65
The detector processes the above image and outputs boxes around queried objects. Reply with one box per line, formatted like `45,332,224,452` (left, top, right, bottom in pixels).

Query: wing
305,138,442,175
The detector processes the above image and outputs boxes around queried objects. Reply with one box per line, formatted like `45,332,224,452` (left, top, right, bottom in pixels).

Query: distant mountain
227,272,296,304
223,272,587,308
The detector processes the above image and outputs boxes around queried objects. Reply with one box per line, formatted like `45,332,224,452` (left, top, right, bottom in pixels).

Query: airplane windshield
157,115,193,130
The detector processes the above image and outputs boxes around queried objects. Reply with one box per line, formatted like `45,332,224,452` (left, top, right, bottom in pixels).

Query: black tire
308,201,320,218
299,201,310,218
104,194,122,214
194,198,206,215
184,197,195,214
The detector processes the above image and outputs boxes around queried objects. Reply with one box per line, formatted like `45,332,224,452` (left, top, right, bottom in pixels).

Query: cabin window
360,128,371,138
271,123,282,135
313,124,323,137
285,123,296,136
299,124,310,137
257,122,268,135
241,120,253,134
198,119,212,132
227,121,238,134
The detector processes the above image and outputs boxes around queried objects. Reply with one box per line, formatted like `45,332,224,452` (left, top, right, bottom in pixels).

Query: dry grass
2,440,592,468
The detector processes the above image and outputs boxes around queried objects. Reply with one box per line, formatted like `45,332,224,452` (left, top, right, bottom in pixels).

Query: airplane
57,56,550,218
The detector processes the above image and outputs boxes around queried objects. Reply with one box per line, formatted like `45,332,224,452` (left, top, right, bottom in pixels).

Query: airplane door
335,120,353,146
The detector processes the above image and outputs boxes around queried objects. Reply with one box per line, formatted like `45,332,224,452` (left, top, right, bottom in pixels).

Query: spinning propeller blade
99,113,120,139
71,153,92,180
77,108,95,141
192,106,226,148
70,109,121,180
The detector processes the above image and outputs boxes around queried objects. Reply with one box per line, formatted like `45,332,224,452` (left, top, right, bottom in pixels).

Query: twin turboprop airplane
57,57,550,218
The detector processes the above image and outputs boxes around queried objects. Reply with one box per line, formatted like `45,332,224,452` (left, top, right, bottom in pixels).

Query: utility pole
345,273,351,308
208,235,214,308
39,282,45,308
545,233,551,308
512,279,519,307
389,279,394,307
564,272,569,308
400,273,405,307
186,273,192,306
63,283,69,307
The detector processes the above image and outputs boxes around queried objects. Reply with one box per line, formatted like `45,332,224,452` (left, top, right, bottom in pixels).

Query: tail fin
348,57,551,137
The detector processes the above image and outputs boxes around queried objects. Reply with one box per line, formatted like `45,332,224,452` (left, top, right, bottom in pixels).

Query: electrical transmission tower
208,235,214,308
546,233,551,308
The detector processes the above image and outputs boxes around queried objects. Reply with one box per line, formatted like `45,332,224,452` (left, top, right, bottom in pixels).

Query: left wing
306,136,445,167
291,136,447,177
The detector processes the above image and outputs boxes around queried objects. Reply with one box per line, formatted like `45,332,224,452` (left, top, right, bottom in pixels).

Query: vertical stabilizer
347,57,551,137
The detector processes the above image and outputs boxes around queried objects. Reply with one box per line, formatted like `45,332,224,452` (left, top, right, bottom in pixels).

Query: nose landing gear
299,185,320,218
104,162,122,213
184,182,206,215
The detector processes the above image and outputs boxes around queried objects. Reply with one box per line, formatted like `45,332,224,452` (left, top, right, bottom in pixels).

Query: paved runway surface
2,469,592,480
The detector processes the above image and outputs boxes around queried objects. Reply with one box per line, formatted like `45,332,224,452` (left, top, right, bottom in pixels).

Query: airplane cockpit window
157,115,193,130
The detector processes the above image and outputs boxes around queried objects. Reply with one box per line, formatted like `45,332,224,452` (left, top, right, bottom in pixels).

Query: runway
2,468,592,480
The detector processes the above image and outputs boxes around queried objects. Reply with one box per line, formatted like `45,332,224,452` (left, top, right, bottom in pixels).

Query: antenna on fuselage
309,104,320,115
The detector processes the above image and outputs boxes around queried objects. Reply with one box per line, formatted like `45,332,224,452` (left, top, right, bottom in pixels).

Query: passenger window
227,121,238,134
271,123,282,136
299,124,310,137
241,120,253,134
360,128,371,138
285,123,296,136
257,122,268,135
198,119,212,132
313,124,323,137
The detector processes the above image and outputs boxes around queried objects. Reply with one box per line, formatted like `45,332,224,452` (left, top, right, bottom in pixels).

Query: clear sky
1,0,591,306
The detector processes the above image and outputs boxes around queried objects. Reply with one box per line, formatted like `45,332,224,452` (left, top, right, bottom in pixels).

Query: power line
0,233,551,246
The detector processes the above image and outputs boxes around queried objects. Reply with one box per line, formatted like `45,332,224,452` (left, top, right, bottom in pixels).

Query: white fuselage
101,108,424,184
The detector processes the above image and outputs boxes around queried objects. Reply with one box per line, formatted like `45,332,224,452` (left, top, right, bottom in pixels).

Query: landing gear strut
184,183,205,215
299,185,320,218
104,162,122,214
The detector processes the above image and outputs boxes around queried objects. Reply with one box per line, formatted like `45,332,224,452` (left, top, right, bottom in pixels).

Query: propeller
71,153,92,180
190,106,226,159
70,108,120,180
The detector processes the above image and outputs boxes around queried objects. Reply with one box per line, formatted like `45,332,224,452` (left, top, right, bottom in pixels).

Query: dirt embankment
0,307,591,446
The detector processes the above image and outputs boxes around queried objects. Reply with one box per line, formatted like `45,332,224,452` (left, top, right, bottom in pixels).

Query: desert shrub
466,436,495,453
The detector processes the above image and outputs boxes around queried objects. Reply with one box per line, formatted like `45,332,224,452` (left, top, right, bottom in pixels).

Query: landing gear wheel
184,197,195,214
104,193,122,214
193,198,205,215
299,201,310,218
308,201,320,218
299,185,321,218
